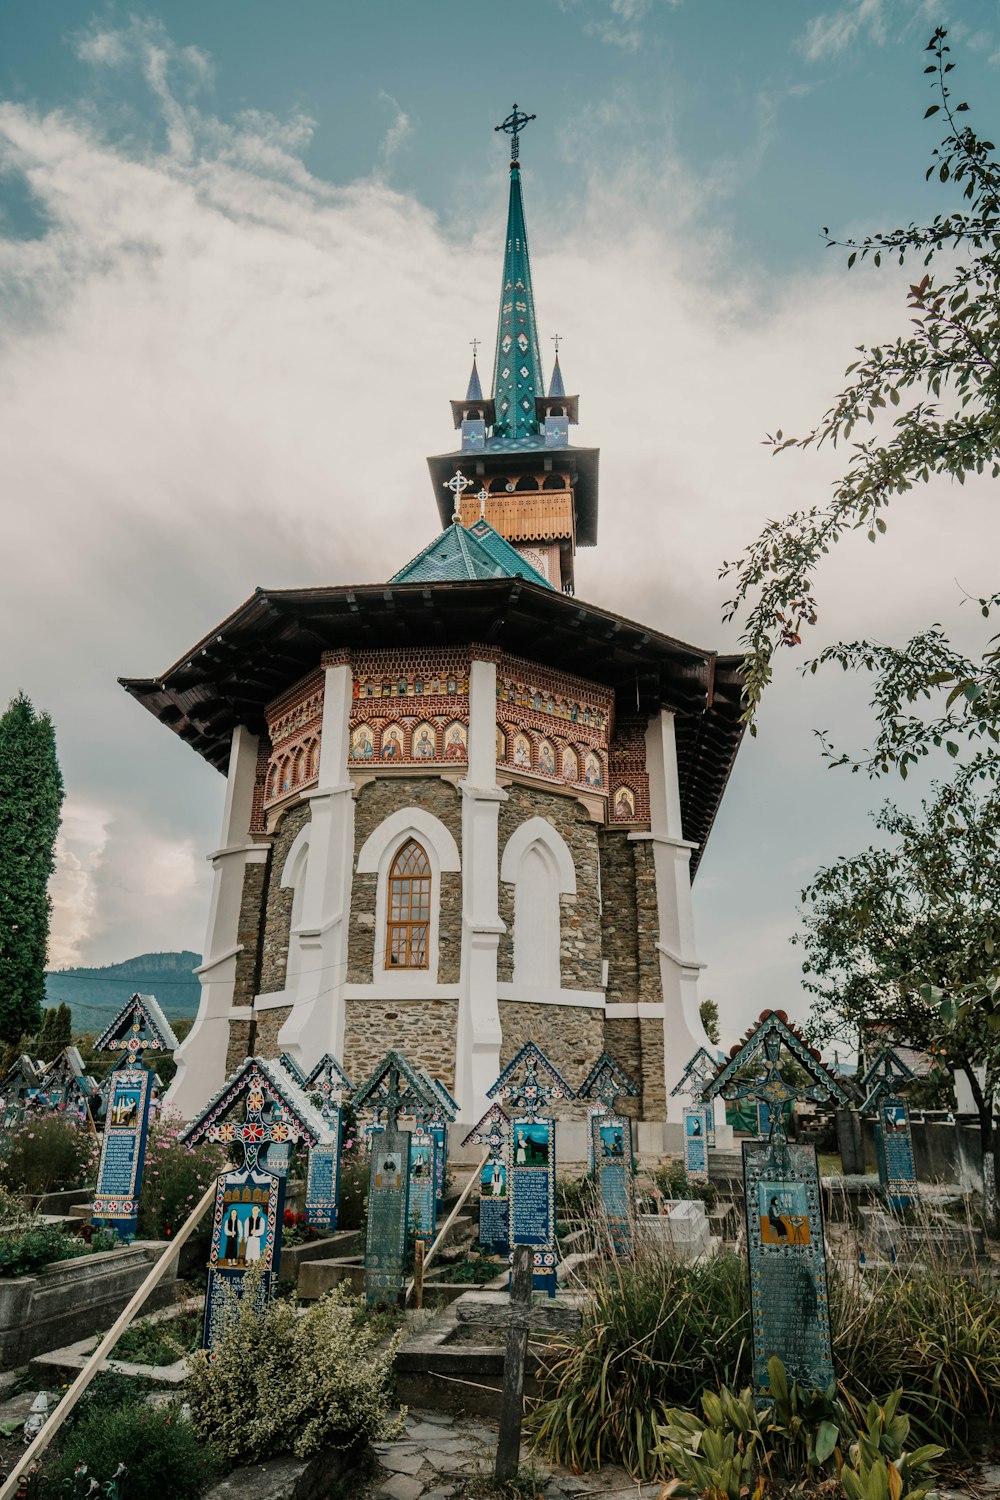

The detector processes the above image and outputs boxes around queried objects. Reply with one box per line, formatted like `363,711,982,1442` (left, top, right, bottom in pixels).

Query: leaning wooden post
404,1148,490,1305
412,1237,425,1310
496,1242,533,1481
0,1173,222,1500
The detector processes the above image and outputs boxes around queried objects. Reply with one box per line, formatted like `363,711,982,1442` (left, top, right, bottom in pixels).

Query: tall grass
528,1234,1000,1478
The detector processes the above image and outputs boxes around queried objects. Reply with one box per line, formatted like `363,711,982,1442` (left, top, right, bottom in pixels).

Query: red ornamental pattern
607,716,651,825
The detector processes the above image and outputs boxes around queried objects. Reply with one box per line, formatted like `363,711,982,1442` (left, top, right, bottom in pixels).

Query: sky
1,0,998,1049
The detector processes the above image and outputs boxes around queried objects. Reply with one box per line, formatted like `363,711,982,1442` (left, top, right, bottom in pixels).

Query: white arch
357,807,460,984
500,816,576,894
357,806,460,875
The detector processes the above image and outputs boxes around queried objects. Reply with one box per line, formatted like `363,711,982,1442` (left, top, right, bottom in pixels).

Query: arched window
385,840,431,970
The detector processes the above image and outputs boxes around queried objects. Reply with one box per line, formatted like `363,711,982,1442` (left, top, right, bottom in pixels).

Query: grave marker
578,1053,639,1254
0,1056,40,1128
860,1048,919,1211
462,1102,512,1255
487,1042,574,1296
353,1051,439,1306
704,1009,850,1405
33,1047,99,1119
302,1053,352,1232
683,1105,709,1182
428,1077,458,1204
90,993,178,1241
671,1046,719,1147
181,1056,326,1348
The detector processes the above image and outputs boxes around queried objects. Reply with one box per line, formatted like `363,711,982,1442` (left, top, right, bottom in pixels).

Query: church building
122,108,745,1150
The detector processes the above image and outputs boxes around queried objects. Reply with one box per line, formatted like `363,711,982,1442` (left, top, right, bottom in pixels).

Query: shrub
337,1147,369,1233
41,1381,219,1500
186,1277,403,1464
0,1115,99,1195
652,1161,717,1211
555,1173,597,1218
135,1117,227,1241
0,1221,89,1277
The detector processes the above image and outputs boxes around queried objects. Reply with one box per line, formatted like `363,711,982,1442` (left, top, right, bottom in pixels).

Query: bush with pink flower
135,1115,228,1241
0,1114,101,1195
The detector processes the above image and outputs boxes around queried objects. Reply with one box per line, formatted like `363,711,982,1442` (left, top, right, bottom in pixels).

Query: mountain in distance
44,951,202,1031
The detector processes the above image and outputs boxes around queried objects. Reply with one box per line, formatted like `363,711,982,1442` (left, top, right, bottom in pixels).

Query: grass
110,1311,201,1367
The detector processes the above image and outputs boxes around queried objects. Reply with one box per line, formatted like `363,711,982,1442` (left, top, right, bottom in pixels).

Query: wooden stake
412,1237,425,1310
0,1172,222,1500
404,1147,489,1303
495,1243,532,1482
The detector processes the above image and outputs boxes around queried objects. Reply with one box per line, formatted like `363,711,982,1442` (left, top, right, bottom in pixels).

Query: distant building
122,109,746,1144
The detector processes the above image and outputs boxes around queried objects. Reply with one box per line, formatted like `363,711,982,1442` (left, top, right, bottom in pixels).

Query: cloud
378,92,414,169
796,0,888,62
582,0,680,52
0,26,992,1043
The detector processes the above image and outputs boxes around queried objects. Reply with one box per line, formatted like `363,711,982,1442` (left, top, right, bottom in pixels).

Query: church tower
122,108,746,1154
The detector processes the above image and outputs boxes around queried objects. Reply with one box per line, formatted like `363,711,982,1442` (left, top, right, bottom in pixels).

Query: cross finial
470,337,480,359
551,334,561,356
477,486,489,519
495,103,536,163
444,468,472,522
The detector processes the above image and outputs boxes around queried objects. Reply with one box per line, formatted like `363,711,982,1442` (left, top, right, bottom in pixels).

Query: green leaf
815,1419,839,1464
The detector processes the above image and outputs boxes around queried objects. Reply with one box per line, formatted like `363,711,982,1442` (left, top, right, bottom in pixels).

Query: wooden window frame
385,839,431,971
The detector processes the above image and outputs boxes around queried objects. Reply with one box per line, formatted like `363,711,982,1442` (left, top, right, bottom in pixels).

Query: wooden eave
119,578,745,875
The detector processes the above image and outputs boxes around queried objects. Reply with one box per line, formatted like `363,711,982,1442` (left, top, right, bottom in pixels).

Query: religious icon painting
442,720,467,759
413,722,437,760
496,725,507,762
351,725,375,761
613,786,636,820
537,739,555,776
584,752,602,787
381,725,404,761
561,746,578,782
512,732,531,769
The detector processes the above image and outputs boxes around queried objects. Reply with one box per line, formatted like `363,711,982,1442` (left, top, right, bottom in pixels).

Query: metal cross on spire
551,334,562,356
444,468,472,522
470,337,481,359
495,103,536,163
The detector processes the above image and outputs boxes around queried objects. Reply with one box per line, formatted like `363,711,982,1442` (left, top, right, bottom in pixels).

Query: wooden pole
404,1147,489,1304
0,1172,222,1500
412,1237,425,1310
495,1243,533,1481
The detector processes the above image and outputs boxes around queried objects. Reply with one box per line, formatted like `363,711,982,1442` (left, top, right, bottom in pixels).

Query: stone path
364,1408,664,1499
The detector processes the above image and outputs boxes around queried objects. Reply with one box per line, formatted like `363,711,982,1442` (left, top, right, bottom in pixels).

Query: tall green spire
492,105,543,441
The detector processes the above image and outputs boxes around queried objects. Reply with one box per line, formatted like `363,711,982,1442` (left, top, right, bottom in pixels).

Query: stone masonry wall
347,777,462,984
639,1016,666,1118
232,856,270,1009
633,839,663,1004
498,1000,605,1118
258,803,311,995
598,831,639,1005
497,785,602,990
254,1005,292,1060
343,999,458,1092
225,1019,252,1074
603,1016,643,1121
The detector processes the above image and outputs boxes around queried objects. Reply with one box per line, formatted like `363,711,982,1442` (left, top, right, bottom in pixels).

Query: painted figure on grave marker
578,1052,639,1256
302,1053,351,1233
463,1101,512,1257
859,1048,919,1211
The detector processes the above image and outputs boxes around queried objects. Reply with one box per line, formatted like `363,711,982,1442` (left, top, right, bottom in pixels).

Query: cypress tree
0,694,65,1046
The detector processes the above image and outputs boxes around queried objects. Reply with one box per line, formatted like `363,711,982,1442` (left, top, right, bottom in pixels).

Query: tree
722,27,1000,743
699,998,721,1047
35,1002,72,1062
796,778,999,1229
0,693,65,1045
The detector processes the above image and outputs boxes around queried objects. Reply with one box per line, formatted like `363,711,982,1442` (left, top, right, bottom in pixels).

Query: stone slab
204,1441,362,1500
379,1450,424,1475
376,1476,425,1500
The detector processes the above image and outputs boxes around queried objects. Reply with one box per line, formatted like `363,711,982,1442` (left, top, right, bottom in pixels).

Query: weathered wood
404,1147,489,1305
495,1244,533,1482
413,1237,424,1310
457,1290,583,1332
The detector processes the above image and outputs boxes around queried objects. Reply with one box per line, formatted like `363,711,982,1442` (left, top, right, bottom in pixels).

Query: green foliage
0,693,64,1045
555,1173,597,1218
0,1114,100,1194
699,999,721,1047
110,1311,201,1366
186,1278,403,1464
529,1247,750,1478
653,1161,717,1211
655,1383,768,1499
41,1378,218,1500
35,1004,73,1063
837,1392,944,1500
0,1221,91,1277
135,1119,227,1241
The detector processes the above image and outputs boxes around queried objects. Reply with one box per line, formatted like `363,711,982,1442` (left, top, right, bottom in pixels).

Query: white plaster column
276,662,355,1073
455,657,505,1124
166,725,267,1118
634,710,727,1135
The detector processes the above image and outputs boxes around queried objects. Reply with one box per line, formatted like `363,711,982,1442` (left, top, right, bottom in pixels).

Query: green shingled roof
390,519,554,589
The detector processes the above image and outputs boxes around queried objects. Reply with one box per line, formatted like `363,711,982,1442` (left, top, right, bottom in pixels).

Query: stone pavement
363,1408,662,1499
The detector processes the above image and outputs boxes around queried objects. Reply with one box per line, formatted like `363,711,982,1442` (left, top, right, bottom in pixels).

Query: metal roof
119,575,745,876
390,519,553,589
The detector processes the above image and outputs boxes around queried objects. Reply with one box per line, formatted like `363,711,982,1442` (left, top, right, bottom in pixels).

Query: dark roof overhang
534,393,580,425
449,398,497,429
120,577,745,874
427,443,599,547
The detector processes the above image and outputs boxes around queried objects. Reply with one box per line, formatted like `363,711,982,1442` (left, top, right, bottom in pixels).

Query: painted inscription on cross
704,1009,850,1405
487,1042,574,1296
463,1102,513,1256
353,1050,440,1305
302,1053,353,1232
860,1047,919,1211
91,993,178,1241
181,1056,326,1347
578,1053,638,1254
